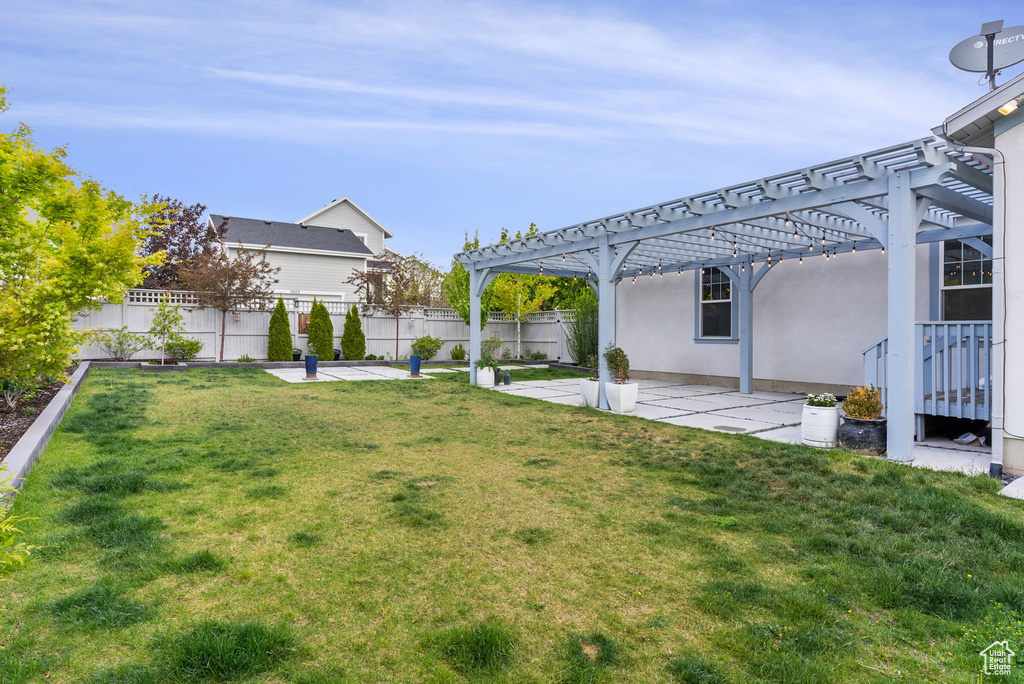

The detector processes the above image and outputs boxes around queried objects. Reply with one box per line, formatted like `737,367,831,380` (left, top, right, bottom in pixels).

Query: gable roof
210,215,374,256
297,196,395,238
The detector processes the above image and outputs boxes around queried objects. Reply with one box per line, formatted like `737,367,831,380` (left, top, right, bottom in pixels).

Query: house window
941,238,992,321
700,267,732,338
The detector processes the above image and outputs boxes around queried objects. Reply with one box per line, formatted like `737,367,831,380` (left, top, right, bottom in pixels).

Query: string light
710,228,715,240
799,256,803,265
539,264,543,275
561,253,565,262
809,242,814,252
677,267,683,276
784,212,791,227
733,249,738,258
852,242,857,254
632,276,636,284
881,246,885,255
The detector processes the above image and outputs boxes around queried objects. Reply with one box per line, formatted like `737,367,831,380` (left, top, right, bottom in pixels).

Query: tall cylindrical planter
838,417,887,455
476,367,494,387
410,355,422,377
304,354,318,379
801,405,839,447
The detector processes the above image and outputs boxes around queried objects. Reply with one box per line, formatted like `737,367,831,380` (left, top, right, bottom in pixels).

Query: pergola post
886,172,919,462
468,267,495,385
597,237,615,409
738,266,754,394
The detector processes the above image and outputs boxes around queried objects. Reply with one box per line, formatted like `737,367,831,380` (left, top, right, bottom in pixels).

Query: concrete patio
491,378,999,479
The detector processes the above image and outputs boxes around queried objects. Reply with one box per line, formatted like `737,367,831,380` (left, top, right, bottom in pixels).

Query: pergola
454,138,995,461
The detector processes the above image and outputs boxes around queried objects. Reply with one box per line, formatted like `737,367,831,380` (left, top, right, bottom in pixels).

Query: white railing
863,321,993,422
917,321,992,421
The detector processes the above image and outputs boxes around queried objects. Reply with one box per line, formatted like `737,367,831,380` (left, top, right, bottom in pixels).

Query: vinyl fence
74,290,574,362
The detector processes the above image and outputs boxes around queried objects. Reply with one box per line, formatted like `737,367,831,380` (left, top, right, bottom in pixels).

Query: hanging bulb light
710,228,716,240
632,276,636,284
741,263,745,273
784,212,791,227
561,253,565,262
539,264,543,275
799,256,803,265
733,249,738,258
809,242,814,251
881,246,885,255
852,242,857,254
677,268,682,276
820,236,826,246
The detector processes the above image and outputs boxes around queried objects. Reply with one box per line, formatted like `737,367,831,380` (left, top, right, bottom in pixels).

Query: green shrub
267,298,292,362
340,306,366,360
1,472,42,581
481,336,502,356
236,355,256,363
165,338,202,362
603,344,630,383
365,354,377,361
566,291,598,365
842,385,883,419
306,299,334,358
411,336,442,361
93,327,152,361
450,343,466,361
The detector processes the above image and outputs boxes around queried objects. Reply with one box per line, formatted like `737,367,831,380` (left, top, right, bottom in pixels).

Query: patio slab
754,425,804,444
704,405,798,425
656,413,781,434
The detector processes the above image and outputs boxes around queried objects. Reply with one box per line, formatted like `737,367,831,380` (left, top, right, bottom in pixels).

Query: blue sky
3,0,1020,266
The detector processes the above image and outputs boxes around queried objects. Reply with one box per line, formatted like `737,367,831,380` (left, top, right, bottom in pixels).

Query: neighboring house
209,196,394,303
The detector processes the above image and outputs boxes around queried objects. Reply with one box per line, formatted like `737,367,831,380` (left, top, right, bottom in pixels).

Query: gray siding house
211,197,393,303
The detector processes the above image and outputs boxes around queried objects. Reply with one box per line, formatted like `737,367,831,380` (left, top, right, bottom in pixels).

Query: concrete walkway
264,365,430,383
491,378,1000,480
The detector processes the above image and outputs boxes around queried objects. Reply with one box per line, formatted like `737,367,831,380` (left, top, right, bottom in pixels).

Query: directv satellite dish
950,20,1024,89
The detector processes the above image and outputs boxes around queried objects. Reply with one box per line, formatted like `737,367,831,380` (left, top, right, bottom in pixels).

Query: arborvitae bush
341,305,366,360
306,299,334,358
267,298,292,361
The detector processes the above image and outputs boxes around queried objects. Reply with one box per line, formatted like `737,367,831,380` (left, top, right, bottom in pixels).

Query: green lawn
3,367,1024,683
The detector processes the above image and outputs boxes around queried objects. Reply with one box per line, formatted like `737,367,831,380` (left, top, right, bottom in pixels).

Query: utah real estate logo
980,640,1015,676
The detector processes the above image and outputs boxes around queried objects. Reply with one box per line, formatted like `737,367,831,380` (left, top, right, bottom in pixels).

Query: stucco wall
616,244,931,391
996,114,1024,473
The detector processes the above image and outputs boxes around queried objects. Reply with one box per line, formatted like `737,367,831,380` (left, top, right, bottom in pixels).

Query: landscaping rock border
2,361,91,501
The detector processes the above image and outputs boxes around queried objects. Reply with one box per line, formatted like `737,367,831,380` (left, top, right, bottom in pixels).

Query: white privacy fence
74,290,573,362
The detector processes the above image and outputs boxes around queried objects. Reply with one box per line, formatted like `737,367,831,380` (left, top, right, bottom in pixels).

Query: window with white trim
700,267,732,338
941,238,992,321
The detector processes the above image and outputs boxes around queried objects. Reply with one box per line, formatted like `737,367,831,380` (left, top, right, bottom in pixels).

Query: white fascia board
296,196,395,238
935,71,1024,144
230,242,371,259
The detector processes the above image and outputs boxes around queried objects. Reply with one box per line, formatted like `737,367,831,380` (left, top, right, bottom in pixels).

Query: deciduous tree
180,244,279,361
139,196,223,288
443,232,494,330
0,85,162,405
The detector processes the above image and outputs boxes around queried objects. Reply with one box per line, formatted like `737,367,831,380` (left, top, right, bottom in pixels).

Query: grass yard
3,367,1024,683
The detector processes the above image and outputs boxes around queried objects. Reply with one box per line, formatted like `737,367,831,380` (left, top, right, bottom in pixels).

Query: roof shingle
210,215,374,256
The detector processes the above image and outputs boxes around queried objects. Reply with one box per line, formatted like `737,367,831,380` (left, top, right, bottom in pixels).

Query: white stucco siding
616,245,932,389
996,116,1024,472
225,246,365,301
304,202,386,255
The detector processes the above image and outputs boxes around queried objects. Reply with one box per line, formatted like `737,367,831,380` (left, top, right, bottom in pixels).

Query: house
209,196,394,303
455,71,1024,475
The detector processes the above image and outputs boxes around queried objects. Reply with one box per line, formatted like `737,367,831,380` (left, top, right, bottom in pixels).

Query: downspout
940,141,1005,478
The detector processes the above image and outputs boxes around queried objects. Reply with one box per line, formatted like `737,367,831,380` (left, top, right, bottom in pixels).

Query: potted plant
603,344,638,413
580,355,600,407
410,336,442,378
304,343,319,380
801,393,839,447
838,385,886,455
474,353,499,387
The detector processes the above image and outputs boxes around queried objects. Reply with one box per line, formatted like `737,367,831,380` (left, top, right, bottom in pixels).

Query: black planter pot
838,416,887,455
292,349,302,362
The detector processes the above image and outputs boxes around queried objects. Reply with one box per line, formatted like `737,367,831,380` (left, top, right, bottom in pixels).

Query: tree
347,252,443,359
180,243,279,361
0,85,162,407
341,305,366,360
565,290,599,365
139,196,224,289
306,299,334,359
148,293,186,365
267,298,292,361
444,232,494,330
491,274,557,358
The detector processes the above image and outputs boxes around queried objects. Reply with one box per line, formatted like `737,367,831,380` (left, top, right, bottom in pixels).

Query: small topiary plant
450,343,466,361
341,305,366,360
843,385,883,419
411,336,442,361
267,298,292,362
306,299,334,359
602,344,630,383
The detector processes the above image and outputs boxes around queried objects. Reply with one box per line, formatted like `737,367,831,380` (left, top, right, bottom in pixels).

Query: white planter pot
606,382,639,413
476,367,495,387
801,404,840,447
580,379,600,407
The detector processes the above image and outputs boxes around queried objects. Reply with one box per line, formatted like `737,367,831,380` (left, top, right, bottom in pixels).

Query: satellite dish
950,22,1024,73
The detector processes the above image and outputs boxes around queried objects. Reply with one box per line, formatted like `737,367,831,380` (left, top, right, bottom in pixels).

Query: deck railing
917,321,992,421
863,321,993,422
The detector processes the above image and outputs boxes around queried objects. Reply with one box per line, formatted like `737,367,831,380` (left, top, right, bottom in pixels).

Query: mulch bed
0,376,67,465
